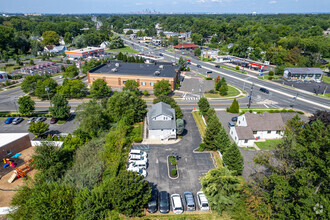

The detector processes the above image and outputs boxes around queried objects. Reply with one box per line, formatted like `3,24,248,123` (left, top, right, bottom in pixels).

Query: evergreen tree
215,127,231,153
198,97,210,116
117,52,123,60
228,98,239,113
219,84,228,96
223,143,244,175
204,116,222,150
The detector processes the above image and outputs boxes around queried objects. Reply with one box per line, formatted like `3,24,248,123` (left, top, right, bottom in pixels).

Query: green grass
221,65,247,74
258,75,282,81
322,76,330,84
192,111,206,138
204,85,241,98
57,120,66,124
255,139,283,150
316,93,330,98
201,57,212,62
107,46,138,54
0,64,22,73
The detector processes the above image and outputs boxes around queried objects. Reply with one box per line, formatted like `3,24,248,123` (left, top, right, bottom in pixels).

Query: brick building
0,133,31,159
87,61,180,91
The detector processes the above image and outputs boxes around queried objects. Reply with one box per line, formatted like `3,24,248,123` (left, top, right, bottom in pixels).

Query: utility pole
247,84,254,108
45,87,52,108
323,86,328,96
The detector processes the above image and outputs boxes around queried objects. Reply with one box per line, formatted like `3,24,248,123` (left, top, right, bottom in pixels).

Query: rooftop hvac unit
111,68,117,72
154,71,160,76
159,65,164,69
115,63,120,67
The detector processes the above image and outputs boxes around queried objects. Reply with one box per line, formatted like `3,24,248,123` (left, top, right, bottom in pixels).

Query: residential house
147,102,176,140
100,41,110,49
230,112,285,147
44,45,67,54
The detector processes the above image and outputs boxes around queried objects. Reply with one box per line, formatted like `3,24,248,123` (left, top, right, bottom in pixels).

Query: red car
50,118,58,124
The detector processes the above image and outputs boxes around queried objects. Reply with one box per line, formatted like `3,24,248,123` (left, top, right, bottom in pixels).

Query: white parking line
264,104,269,108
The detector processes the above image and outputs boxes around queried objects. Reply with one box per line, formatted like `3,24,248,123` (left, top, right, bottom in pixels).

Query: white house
100,41,110,49
147,102,176,141
230,112,285,147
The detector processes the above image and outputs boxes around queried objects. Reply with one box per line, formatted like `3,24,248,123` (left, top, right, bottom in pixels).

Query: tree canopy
153,79,171,96
49,94,70,119
17,95,35,115
90,79,111,99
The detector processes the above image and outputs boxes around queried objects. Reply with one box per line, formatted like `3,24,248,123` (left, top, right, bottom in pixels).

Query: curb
167,155,179,180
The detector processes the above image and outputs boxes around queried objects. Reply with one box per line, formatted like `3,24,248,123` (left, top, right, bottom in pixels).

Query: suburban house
147,102,176,140
87,61,180,91
44,45,67,54
283,68,323,82
100,41,110,49
230,112,285,147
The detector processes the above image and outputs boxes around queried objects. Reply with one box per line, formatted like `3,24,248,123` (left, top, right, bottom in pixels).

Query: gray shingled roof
286,68,323,75
89,61,179,78
147,102,176,130
245,112,285,131
235,127,255,140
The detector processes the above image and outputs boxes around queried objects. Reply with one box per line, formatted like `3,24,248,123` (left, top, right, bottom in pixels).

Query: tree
204,116,222,150
194,47,201,56
126,30,133,35
198,97,210,116
178,56,186,70
17,95,35,115
222,143,244,175
142,90,149,96
107,91,147,124
73,34,86,48
42,31,60,46
57,79,87,98
109,35,124,49
64,32,73,44
76,100,110,137
176,119,184,135
21,75,43,94
28,121,49,136
108,171,151,216
153,79,171,96
49,94,70,119
34,77,58,99
228,98,239,113
268,70,274,76
117,52,123,60
123,80,139,94
153,95,183,119
90,79,111,99
64,64,79,78
215,127,231,153
308,110,330,125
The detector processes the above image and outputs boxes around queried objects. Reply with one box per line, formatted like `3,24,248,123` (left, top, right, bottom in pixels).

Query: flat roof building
87,61,180,91
174,43,199,50
284,68,323,82
65,47,104,58
0,133,31,159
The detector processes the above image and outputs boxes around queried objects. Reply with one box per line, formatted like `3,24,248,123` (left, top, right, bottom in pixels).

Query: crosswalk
183,93,200,101
184,96,200,101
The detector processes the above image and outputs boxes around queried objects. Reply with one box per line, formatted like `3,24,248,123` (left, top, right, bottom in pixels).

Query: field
192,111,206,138
255,139,283,150
107,46,138,53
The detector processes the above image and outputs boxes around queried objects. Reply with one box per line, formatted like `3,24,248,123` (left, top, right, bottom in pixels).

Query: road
122,36,330,113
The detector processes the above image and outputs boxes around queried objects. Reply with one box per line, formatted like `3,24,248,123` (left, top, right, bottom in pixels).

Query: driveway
133,111,214,200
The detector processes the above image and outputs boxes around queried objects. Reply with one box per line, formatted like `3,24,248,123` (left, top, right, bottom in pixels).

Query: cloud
135,2,143,5
269,0,277,4
196,0,207,3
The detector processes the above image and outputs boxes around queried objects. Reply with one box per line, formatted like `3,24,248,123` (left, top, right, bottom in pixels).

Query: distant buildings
283,68,323,82
162,32,191,41
174,43,199,50
65,47,104,59
123,28,145,34
87,61,180,91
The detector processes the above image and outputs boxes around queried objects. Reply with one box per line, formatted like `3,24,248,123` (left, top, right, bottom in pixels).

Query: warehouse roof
89,61,179,78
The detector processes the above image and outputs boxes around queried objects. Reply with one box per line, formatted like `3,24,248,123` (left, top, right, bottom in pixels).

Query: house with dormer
147,102,176,141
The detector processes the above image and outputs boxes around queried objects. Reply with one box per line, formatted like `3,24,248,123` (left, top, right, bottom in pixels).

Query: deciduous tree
153,79,171,96
49,94,70,119
28,121,49,136
17,95,35,115
42,30,60,46
90,79,111,98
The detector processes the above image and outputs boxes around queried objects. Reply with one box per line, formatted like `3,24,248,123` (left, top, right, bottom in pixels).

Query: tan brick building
87,61,180,91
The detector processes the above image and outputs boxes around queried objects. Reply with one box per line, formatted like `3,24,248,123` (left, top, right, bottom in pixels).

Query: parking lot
133,111,214,211
0,115,78,139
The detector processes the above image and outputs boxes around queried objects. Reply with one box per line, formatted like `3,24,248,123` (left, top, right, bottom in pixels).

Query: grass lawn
107,46,138,53
255,139,283,150
258,75,282,81
322,76,330,84
0,64,22,73
192,111,206,138
317,93,330,98
221,65,247,74
204,85,242,98
201,57,212,62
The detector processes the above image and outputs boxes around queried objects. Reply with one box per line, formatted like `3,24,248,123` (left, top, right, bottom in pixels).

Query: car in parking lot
4,117,15,124
260,87,270,94
197,64,202,68
159,191,170,214
231,117,238,122
159,53,163,56
228,121,235,127
129,149,148,158
147,188,158,213
12,117,24,125
36,117,47,122
127,166,147,178
128,154,148,164
184,191,196,211
171,194,183,214
197,191,209,211
27,117,37,124
50,118,58,124
128,160,147,169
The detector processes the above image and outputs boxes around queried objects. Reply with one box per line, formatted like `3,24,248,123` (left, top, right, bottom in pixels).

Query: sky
1,0,330,14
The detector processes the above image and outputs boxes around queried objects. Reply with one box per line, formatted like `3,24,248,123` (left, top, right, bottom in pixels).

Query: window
238,121,240,124
244,139,248,143
141,82,146,86
123,81,126,84
276,130,281,134
235,137,237,140
267,131,271,134
150,82,155,86
253,131,257,134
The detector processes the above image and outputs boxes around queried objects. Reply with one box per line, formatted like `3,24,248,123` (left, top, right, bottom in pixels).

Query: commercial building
0,133,31,159
123,28,145,34
174,43,199,50
87,61,180,91
283,68,323,82
65,47,104,59
147,102,176,141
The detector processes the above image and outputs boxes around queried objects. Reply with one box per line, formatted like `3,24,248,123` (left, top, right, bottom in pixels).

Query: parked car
12,117,24,125
50,118,58,124
215,65,220,68
228,121,235,127
171,194,184,214
159,191,170,214
260,87,270,94
128,160,147,169
231,117,238,122
147,188,158,213
128,154,148,164
197,64,202,68
36,117,46,122
4,117,15,124
127,166,147,177
184,191,196,211
196,191,209,211
129,149,148,158
27,117,37,124
159,53,163,56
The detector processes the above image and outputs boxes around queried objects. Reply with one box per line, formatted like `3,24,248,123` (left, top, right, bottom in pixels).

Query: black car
231,117,238,122
147,188,158,213
159,191,170,213
159,53,163,56
215,65,220,68
260,88,270,94
197,64,202,68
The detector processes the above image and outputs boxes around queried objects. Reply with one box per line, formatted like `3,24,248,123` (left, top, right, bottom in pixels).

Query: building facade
283,68,323,82
65,47,104,59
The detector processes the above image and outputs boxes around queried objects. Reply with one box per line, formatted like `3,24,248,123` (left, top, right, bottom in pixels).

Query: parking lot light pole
45,87,52,108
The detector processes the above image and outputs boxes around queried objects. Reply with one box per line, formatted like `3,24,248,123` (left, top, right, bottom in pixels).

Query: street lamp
45,87,52,108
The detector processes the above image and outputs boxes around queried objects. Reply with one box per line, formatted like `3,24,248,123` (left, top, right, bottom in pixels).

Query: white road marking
264,104,269,108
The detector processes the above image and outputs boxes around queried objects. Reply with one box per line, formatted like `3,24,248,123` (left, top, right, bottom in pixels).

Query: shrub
268,70,274,76
171,168,177,176
269,110,274,113
297,111,304,114
268,76,273,80
142,90,149,96
208,89,215,94
134,137,142,143
288,109,294,112
205,77,213,80
235,66,239,70
198,143,206,152
249,110,253,113
169,156,177,166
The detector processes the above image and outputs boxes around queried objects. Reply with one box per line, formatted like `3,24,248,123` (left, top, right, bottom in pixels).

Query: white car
129,149,148,158
128,160,147,169
128,154,148,164
197,191,209,211
171,194,183,214
127,166,147,178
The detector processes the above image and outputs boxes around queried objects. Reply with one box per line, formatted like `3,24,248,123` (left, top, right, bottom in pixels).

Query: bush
171,168,177,176
268,70,274,76
208,89,215,93
205,77,213,80
288,109,294,112
268,76,273,80
198,143,206,152
297,111,304,114
142,90,149,96
235,66,239,70
169,156,177,166
134,137,142,143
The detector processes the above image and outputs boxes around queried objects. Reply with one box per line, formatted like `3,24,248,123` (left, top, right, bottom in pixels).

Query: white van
130,149,148,158
171,194,183,214
128,154,148,164
197,191,209,211
129,160,147,169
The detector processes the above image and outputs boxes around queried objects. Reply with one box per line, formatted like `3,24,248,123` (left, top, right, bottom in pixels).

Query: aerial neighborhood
0,7,329,220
